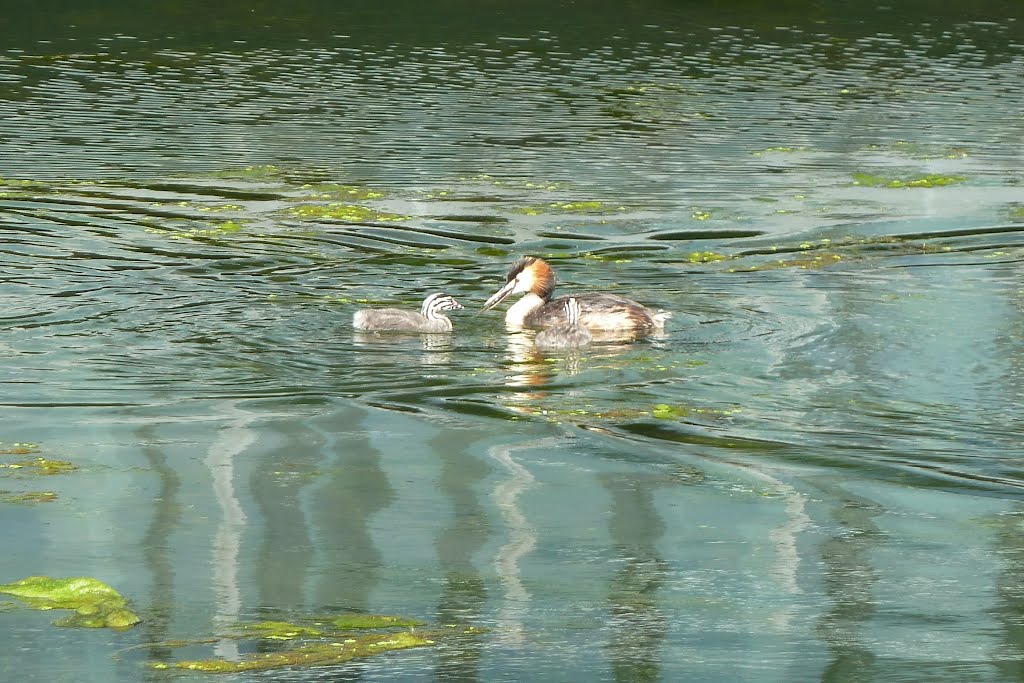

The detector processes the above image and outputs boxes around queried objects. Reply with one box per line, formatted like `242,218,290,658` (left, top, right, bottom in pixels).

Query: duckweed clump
523,400,739,423
0,177,49,197
149,613,438,674
297,183,386,201
687,251,729,263
0,576,141,630
334,614,423,629
167,632,431,673
458,173,563,192
144,220,245,241
286,203,410,222
202,165,286,180
1,491,58,504
517,201,625,216
751,146,810,156
0,442,40,455
730,253,843,272
241,620,323,640
872,141,970,160
852,172,967,188
0,457,77,475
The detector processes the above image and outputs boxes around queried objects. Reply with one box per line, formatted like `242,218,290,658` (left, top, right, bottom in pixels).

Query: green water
2,1,1024,680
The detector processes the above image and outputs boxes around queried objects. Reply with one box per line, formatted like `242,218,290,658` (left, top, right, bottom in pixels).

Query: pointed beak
482,280,517,311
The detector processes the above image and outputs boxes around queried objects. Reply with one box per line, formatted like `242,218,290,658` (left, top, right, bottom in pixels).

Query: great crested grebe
482,257,671,334
353,292,463,332
534,297,592,350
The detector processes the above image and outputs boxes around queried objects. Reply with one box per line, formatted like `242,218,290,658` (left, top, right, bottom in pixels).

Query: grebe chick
534,297,592,350
353,293,463,332
482,257,671,335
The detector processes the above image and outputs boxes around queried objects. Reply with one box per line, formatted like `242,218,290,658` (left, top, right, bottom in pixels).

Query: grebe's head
421,292,464,317
482,257,556,311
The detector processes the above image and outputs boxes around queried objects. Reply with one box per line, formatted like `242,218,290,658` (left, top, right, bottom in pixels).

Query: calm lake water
2,1,1024,680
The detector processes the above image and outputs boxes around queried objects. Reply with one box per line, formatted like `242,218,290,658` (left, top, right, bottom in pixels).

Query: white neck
505,293,545,328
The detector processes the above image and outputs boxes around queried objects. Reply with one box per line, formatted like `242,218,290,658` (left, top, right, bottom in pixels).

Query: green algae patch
0,178,50,197
456,173,564,192
0,457,76,475
144,220,246,241
202,165,287,180
0,177,46,188
169,631,430,674
653,404,690,419
241,620,323,640
298,183,386,201
1,490,58,504
517,201,626,216
688,251,729,264
869,141,970,160
195,203,245,213
145,611,448,673
730,253,843,272
751,146,810,156
334,614,423,630
286,203,410,222
0,576,140,631
521,397,739,424
1010,205,1024,221
0,444,39,454
852,172,967,188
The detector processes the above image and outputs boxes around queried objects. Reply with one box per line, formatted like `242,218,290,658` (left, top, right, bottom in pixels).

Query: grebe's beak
482,279,517,311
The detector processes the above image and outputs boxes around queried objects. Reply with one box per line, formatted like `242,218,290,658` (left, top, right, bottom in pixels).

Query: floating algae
0,442,40,455
285,203,410,222
150,614,435,674
143,220,246,241
296,183,386,201
517,200,626,216
240,620,323,640
1,491,58,504
168,632,431,673
0,457,76,475
0,576,140,630
334,614,423,630
852,172,967,188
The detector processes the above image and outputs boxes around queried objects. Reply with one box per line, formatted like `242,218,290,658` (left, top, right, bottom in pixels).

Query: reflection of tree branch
139,425,181,673
206,405,256,660
491,439,553,644
743,471,812,633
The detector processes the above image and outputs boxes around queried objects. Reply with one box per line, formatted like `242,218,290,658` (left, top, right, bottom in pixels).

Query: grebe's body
535,297,592,350
353,293,463,333
483,257,670,336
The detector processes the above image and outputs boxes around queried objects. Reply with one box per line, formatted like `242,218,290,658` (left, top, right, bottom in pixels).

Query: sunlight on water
2,2,1024,681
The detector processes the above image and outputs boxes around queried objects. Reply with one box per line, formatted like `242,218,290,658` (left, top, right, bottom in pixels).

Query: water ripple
3,17,1024,500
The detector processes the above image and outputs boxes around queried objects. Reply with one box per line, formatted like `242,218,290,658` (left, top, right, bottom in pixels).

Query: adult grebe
534,297,592,350
353,292,463,332
482,257,671,334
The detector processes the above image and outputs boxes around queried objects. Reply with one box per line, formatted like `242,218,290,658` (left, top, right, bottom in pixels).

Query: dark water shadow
431,428,494,682
600,471,673,683
808,479,886,682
